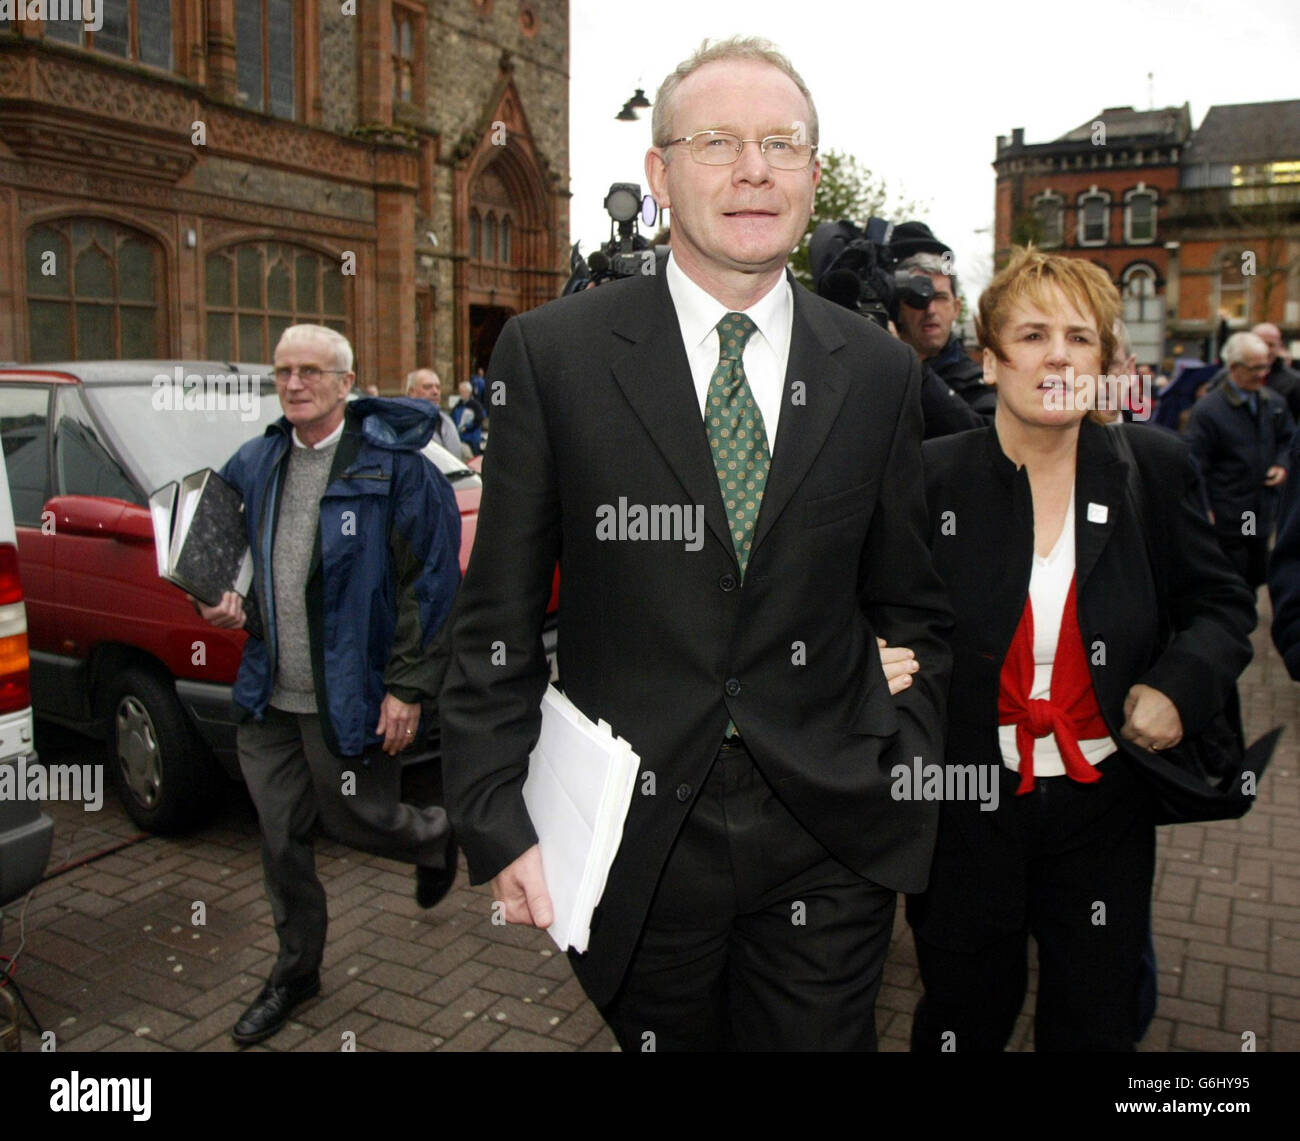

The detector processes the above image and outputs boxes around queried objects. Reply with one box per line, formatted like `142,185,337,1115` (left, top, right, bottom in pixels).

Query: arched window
1124,186,1158,244
469,210,481,260
1033,191,1064,247
204,242,346,361
500,216,512,265
485,213,498,263
1077,189,1110,246
1218,250,1250,324
25,219,163,361
1122,265,1159,324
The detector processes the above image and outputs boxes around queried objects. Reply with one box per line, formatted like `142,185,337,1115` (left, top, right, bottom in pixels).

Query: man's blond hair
651,36,818,149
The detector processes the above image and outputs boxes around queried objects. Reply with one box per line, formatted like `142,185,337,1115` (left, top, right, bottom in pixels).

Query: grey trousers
236,706,452,986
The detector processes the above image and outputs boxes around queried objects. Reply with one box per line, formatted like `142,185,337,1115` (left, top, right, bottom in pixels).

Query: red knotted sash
997,574,1109,795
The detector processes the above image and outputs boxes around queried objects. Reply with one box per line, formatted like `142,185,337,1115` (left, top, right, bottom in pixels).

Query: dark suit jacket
1268,430,1300,677
915,421,1258,946
1184,378,1295,540
910,421,1254,949
439,268,954,1006
923,420,1254,761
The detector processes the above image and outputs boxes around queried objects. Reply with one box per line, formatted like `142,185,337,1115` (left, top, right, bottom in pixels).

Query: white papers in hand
521,686,640,954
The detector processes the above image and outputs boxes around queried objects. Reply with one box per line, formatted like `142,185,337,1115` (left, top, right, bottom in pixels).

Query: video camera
809,218,936,329
562,182,669,295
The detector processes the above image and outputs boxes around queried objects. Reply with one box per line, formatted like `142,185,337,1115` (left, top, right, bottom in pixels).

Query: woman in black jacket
907,248,1256,1051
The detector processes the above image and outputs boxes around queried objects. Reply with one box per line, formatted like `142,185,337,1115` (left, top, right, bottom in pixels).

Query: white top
998,488,1119,776
665,253,793,455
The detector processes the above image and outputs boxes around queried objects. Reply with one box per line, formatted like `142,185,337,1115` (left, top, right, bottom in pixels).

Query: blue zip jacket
220,397,462,756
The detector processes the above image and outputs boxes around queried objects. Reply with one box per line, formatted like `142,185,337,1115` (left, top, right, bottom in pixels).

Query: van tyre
106,669,220,834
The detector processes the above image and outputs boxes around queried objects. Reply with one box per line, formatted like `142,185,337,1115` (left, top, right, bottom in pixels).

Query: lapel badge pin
1087,502,1109,524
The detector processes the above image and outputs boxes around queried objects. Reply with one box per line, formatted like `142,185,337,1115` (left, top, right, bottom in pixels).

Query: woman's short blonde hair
976,246,1120,372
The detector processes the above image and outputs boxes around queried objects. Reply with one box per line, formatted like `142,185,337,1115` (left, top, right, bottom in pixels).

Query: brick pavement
3,594,1297,1053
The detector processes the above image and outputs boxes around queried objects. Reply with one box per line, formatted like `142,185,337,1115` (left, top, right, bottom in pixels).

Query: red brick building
994,100,1300,366
0,2,570,387
993,105,1191,365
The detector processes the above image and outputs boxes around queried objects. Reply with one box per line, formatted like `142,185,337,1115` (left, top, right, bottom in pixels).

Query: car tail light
0,544,30,714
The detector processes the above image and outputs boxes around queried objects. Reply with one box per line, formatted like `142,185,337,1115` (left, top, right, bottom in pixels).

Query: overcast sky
569,0,1300,300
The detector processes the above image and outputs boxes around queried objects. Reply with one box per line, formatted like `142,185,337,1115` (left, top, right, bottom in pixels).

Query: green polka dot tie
708,312,769,581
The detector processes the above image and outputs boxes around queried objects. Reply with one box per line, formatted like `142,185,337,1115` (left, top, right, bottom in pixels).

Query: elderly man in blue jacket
197,324,462,1046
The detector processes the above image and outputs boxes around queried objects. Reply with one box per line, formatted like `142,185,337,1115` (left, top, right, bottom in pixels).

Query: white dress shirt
664,254,793,455
291,418,345,450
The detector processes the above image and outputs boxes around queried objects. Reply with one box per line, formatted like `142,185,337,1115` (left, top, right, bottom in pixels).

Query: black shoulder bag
1111,427,1278,823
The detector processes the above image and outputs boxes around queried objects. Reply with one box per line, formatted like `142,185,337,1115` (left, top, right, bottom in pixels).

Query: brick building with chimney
0,1,570,387
993,100,1300,366
993,105,1191,366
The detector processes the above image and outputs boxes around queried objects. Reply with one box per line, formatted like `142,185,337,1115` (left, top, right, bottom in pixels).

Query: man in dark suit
439,36,953,1051
1184,330,1294,589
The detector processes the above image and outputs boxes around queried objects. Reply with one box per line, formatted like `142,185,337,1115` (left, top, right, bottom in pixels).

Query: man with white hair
196,324,462,1045
1251,322,1300,420
407,367,467,458
1185,330,1295,587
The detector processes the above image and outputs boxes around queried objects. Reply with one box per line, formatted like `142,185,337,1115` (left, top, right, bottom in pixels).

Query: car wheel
106,668,220,834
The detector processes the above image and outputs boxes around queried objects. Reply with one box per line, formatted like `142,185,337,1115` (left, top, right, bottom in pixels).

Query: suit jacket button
719,573,737,592
675,783,692,802
725,678,741,697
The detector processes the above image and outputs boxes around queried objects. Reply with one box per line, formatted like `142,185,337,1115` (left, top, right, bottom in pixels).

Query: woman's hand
877,636,919,695
1121,683,1183,752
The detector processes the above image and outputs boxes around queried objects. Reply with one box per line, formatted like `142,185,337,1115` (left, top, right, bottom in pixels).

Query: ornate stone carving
0,157,376,240
0,45,386,185
0,115,197,181
474,165,511,207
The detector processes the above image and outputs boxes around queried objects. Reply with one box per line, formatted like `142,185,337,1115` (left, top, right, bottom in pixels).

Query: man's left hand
376,693,421,755
1264,465,1287,487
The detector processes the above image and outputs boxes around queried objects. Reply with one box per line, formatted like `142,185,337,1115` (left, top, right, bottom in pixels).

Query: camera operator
810,217,984,439
891,222,996,422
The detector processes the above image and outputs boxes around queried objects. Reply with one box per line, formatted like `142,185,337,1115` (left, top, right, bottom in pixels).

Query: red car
0,362,555,833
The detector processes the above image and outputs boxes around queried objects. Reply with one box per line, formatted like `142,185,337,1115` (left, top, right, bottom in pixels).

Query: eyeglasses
661,131,817,170
1231,362,1270,374
273,365,347,383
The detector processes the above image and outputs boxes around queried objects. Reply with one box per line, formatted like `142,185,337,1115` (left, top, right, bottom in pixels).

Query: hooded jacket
220,397,462,756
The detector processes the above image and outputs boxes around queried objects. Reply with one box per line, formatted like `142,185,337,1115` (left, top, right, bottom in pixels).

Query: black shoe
416,832,459,908
231,974,321,1046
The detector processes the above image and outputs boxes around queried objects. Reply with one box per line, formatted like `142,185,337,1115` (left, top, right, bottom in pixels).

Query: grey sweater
269,442,337,712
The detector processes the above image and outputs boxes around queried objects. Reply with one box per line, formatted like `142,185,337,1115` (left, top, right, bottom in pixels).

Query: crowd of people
188,34,1293,1054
